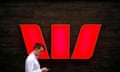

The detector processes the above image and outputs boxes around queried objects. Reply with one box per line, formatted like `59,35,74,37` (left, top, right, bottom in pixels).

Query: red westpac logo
19,24,102,59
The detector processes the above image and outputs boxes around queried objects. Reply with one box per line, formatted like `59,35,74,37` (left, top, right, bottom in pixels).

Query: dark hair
34,43,45,50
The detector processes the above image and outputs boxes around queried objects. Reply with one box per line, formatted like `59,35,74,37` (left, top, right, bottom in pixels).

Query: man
25,43,49,72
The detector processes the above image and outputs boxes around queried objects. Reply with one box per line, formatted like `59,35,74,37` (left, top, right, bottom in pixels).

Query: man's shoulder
26,53,35,62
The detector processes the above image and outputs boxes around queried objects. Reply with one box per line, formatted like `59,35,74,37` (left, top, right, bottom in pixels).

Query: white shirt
25,52,42,72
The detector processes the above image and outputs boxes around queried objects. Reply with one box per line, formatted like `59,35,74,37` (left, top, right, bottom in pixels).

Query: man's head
33,43,45,56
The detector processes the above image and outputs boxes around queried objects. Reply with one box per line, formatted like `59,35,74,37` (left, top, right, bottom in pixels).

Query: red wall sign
20,24,102,59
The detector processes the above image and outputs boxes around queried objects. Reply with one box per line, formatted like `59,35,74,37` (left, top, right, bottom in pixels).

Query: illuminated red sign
20,24,101,59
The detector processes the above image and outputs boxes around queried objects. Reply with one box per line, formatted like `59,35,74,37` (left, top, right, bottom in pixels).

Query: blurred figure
25,43,49,72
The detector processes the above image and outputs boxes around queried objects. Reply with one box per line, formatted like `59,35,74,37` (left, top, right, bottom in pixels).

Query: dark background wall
0,1,120,72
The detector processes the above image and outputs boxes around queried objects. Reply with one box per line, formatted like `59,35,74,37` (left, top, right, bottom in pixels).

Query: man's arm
26,60,42,72
41,67,49,72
